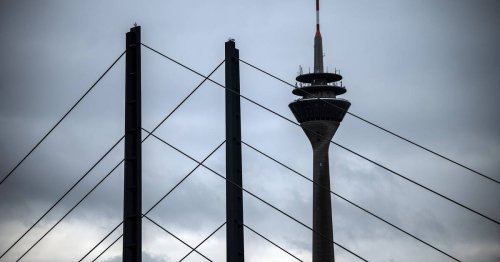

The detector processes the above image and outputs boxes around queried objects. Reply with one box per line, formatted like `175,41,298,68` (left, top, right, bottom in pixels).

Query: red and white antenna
316,0,321,34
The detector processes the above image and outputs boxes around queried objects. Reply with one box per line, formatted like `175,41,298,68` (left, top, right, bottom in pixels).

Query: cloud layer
1,0,499,261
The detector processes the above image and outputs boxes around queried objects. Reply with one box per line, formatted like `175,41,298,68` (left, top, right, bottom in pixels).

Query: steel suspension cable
241,141,461,261
237,87,499,225
91,235,122,262
78,222,123,262
144,214,225,262
0,135,124,260
142,129,368,262
138,45,499,225
0,51,126,188
143,215,213,262
142,58,225,141
176,221,226,262
238,58,499,186
144,140,225,215
78,141,225,261
90,219,225,262
142,43,213,80
16,159,125,261
21,140,223,261
244,224,303,262
14,60,225,261
76,59,224,260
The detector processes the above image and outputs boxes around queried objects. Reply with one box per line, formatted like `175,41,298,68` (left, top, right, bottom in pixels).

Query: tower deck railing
296,82,344,88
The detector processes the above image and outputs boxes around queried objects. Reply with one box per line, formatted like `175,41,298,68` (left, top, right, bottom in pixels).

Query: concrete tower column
302,121,339,262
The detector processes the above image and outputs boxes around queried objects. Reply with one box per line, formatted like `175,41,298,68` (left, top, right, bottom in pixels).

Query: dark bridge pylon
225,40,245,262
123,25,142,262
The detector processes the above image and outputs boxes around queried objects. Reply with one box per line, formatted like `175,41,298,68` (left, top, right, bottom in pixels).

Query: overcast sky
0,0,499,261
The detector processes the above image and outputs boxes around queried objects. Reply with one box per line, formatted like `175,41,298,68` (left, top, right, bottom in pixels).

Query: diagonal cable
242,141,461,261
177,221,226,262
78,222,123,262
142,129,368,262
14,59,224,261
89,219,225,262
143,215,212,262
236,85,499,225
76,58,223,260
0,135,124,260
143,140,226,215
21,139,222,261
138,45,499,225
78,141,225,262
238,58,499,186
142,58,225,142
16,159,125,261
142,43,214,80
144,214,222,262
244,223,303,262
77,48,219,261
0,51,125,188
91,234,122,262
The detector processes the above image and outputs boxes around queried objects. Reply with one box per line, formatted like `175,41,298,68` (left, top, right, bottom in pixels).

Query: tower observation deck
288,1,350,261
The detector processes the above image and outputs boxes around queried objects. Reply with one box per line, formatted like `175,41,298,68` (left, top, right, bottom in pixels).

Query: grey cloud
1,0,499,261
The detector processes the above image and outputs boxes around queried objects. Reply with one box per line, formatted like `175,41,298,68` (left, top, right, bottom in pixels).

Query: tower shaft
302,120,339,262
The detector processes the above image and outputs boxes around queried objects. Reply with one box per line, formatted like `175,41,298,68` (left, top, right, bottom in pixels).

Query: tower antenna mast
314,0,324,73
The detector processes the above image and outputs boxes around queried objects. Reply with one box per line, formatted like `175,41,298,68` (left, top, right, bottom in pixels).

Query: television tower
288,0,350,261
